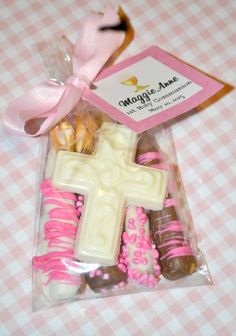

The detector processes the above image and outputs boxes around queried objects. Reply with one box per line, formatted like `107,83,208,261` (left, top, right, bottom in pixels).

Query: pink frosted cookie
121,206,161,288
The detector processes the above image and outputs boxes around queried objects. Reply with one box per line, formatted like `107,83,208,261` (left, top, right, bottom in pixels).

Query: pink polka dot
103,273,110,280
89,270,95,278
96,269,102,276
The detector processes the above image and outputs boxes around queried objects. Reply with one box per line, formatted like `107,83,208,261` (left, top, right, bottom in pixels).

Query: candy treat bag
4,6,215,311
31,109,211,309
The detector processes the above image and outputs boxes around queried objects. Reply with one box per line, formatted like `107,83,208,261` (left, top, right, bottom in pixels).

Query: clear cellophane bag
32,38,211,311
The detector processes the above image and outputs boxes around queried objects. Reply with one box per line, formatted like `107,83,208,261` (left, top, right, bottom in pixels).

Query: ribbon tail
29,86,81,136
4,82,66,136
4,82,81,136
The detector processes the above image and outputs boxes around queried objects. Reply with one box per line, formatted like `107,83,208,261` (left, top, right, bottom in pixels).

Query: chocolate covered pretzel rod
121,205,160,287
136,133,197,280
33,121,86,301
85,265,127,294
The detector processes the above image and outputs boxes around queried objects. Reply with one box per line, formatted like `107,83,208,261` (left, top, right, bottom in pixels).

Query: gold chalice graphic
121,76,149,92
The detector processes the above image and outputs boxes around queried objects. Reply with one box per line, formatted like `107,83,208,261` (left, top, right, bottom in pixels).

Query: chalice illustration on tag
121,76,149,92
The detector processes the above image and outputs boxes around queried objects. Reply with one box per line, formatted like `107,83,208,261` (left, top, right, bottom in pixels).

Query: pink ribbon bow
4,5,124,137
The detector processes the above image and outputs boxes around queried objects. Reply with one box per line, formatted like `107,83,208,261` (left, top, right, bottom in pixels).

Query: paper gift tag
84,46,223,132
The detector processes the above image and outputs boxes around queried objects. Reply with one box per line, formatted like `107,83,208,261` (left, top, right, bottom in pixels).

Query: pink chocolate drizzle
32,178,83,286
136,152,194,261
121,207,161,288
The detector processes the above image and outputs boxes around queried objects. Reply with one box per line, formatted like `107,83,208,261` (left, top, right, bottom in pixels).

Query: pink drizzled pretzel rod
32,121,86,301
136,133,197,280
33,180,85,285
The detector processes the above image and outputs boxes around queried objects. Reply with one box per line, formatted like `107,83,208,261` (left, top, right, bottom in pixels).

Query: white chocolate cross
52,123,167,265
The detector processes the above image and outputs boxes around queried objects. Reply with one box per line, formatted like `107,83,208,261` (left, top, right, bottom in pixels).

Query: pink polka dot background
0,1,235,335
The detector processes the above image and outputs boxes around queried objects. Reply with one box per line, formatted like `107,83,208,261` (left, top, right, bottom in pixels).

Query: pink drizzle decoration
136,152,194,260
32,178,83,285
